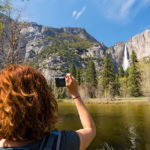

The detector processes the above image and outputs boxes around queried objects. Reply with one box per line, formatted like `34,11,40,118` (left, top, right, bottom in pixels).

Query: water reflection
57,103,150,150
129,126,136,149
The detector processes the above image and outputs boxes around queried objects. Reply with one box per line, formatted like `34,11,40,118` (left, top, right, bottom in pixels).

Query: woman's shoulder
60,130,80,150
26,130,80,150
0,130,80,150
28,130,80,150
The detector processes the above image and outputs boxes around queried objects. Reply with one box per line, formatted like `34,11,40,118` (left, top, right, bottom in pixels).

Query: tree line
55,50,141,99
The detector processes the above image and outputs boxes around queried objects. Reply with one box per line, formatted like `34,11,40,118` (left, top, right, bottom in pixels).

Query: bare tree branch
0,1,27,68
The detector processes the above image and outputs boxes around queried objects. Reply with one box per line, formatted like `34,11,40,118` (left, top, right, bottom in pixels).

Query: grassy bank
57,96,150,104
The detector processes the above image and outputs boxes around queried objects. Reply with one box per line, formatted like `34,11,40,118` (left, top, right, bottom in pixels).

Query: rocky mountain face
19,23,150,81
20,22,100,61
19,22,106,81
107,42,125,70
105,28,150,70
1,17,150,81
126,28,150,59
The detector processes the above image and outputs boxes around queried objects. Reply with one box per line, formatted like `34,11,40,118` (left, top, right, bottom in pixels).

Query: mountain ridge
19,23,150,81
0,14,150,81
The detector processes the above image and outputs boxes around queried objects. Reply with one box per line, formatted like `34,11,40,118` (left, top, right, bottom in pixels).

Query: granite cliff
126,28,150,59
1,18,150,81
106,28,150,70
19,22,107,80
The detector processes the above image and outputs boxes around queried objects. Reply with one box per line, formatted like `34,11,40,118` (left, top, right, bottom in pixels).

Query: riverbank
57,96,150,104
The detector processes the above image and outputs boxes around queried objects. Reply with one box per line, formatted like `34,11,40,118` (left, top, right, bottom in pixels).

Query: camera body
55,77,66,87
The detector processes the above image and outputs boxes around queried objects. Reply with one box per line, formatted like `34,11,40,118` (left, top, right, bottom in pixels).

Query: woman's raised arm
66,74,96,150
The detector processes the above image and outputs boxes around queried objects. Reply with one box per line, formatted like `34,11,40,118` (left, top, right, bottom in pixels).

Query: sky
12,0,150,47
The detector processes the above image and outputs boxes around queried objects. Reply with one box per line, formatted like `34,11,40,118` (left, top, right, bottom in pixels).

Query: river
56,102,150,150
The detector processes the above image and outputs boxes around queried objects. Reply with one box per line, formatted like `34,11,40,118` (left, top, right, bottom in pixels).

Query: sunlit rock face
105,28,150,72
81,42,107,58
107,42,125,71
20,22,99,61
20,24,150,76
19,22,106,80
1,13,150,80
126,28,150,60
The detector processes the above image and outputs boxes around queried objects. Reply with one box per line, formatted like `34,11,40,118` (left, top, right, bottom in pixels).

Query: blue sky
12,0,150,47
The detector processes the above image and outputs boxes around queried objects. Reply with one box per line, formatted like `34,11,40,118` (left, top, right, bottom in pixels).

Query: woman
0,64,96,150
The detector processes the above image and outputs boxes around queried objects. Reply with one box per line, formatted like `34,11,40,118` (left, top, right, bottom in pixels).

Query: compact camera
55,77,66,87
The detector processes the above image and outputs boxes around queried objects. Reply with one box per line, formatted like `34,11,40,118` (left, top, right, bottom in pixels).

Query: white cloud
119,0,135,18
94,0,150,22
72,6,86,20
72,11,77,17
75,6,86,20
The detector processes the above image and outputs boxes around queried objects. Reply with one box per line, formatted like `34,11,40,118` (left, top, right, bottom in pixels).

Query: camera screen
55,77,66,87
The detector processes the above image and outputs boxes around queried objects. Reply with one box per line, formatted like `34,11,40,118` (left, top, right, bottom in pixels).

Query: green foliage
128,51,142,97
32,33,98,74
124,68,129,77
139,62,150,96
0,0,12,14
69,63,76,78
101,53,116,97
118,65,124,77
57,32,94,50
36,41,68,60
48,79,67,99
107,79,121,97
83,57,104,77
142,56,150,64
85,60,97,87
0,22,4,36
131,50,138,64
101,53,115,89
79,68,87,83
36,32,94,58
29,61,39,69
55,87,67,99
113,75,120,96
76,68,81,85
68,40,93,50
0,0,27,12
128,67,141,97
34,32,94,65
44,32,94,51
119,77,128,97
0,0,11,32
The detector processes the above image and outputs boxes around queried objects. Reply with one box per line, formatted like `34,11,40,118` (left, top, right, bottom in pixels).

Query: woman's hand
66,74,96,150
65,74,79,98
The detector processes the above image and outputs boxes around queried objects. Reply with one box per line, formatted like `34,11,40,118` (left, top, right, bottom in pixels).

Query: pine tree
85,60,97,87
113,75,120,96
128,51,141,97
76,68,81,85
131,51,138,63
101,53,116,97
118,65,124,77
124,68,129,78
69,63,76,78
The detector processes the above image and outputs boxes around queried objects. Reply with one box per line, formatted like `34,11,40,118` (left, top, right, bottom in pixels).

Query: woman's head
0,64,58,141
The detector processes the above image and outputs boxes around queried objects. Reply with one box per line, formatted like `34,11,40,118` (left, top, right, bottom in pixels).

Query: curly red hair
0,64,58,141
